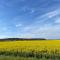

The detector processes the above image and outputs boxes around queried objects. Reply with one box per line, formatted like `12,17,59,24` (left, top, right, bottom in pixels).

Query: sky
0,0,60,39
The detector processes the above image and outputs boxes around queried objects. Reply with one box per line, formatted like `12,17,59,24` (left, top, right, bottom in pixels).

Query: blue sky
0,0,60,39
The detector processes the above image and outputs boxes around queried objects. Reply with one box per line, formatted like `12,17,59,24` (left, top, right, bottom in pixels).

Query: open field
0,40,60,60
0,40,60,51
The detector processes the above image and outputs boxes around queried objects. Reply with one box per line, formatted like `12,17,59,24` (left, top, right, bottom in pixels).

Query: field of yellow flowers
0,40,60,52
0,40,60,60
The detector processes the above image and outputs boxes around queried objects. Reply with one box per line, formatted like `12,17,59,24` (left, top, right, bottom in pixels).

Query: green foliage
0,49,60,60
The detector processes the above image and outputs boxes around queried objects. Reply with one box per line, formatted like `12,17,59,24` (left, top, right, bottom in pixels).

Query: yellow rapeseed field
0,40,60,52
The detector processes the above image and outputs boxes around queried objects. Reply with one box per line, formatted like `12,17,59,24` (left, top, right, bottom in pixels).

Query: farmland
0,40,60,60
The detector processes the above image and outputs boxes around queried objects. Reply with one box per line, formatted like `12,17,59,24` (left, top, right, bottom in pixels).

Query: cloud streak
0,0,60,39
15,9,60,39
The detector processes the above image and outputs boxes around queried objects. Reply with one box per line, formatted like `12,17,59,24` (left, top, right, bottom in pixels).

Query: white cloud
14,8,60,39
47,9,60,18
36,9,60,20
16,24,22,27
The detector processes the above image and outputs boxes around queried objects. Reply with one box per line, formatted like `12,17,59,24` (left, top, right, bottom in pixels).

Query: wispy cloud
0,0,60,39
47,9,60,18
16,24,22,27
15,9,60,39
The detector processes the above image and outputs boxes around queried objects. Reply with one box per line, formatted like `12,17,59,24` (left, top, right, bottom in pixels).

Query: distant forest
0,38,46,41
